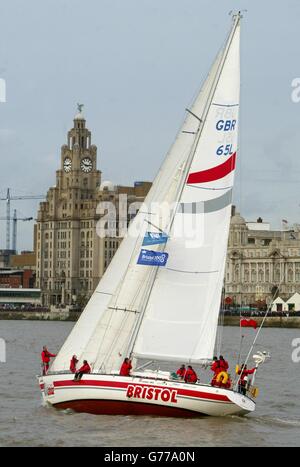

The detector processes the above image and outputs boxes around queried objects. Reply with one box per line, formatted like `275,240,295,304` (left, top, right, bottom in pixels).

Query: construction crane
0,188,45,250
0,210,33,252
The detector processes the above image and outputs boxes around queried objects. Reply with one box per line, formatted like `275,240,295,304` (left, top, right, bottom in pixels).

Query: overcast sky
0,0,299,251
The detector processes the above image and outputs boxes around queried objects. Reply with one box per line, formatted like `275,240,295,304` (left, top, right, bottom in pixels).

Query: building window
262,239,272,246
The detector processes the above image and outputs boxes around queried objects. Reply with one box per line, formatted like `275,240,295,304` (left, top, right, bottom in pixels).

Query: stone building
0,250,15,268
225,207,300,306
36,109,151,307
38,109,299,310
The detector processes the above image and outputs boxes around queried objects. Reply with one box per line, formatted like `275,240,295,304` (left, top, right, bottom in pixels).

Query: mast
6,188,11,250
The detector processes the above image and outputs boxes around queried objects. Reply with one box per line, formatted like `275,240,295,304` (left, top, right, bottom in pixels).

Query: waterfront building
226,207,300,306
36,109,300,310
11,250,36,271
271,293,300,313
0,269,35,289
0,288,41,307
0,250,15,268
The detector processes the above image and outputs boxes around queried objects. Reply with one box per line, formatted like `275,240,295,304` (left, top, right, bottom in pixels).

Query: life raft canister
216,371,229,385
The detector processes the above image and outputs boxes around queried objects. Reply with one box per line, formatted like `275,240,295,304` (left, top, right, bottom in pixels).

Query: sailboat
38,12,263,417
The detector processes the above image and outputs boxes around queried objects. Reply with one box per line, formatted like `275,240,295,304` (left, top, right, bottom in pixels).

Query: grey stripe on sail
186,184,233,191
166,267,219,274
212,103,239,107
178,189,232,214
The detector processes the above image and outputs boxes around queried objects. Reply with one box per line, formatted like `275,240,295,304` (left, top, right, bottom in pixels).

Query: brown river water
0,320,299,447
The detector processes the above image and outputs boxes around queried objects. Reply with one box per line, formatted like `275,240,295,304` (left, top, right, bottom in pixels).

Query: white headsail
51,13,241,373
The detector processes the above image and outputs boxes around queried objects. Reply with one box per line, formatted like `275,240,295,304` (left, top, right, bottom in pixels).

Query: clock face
81,157,93,173
63,157,72,173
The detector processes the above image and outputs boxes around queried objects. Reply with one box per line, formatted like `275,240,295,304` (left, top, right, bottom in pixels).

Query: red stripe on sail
187,152,236,184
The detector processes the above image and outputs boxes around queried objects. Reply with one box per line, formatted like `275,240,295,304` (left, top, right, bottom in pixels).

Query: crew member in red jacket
119,358,132,377
184,365,198,384
210,356,220,386
237,364,256,395
70,355,79,374
218,355,229,371
74,360,91,381
211,355,229,386
176,364,186,379
41,346,56,376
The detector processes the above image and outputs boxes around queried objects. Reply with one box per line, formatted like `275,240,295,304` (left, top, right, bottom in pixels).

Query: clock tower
59,105,100,193
36,106,151,309
36,106,102,307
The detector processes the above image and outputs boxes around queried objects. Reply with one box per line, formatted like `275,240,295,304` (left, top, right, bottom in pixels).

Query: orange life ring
216,371,229,385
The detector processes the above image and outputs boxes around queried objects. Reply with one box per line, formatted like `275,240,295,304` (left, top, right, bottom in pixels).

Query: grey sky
0,0,299,251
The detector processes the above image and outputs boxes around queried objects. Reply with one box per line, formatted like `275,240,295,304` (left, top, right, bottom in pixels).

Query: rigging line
165,267,219,274
212,103,239,107
234,277,284,391
110,140,186,308
126,262,160,329
188,262,225,364
103,264,160,365
108,307,138,313
125,119,203,356
110,212,147,306
109,310,138,364
232,301,244,385
91,286,130,367
129,261,156,310
106,245,158,355
134,106,194,211
216,255,227,357
125,14,241,360
145,219,166,234
185,108,203,122
213,249,228,357
125,112,203,357
99,308,134,370
233,333,245,387
111,148,188,308
85,314,114,370
186,185,233,191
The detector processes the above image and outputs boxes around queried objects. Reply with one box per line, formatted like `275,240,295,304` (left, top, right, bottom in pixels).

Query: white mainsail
133,17,240,364
51,14,240,373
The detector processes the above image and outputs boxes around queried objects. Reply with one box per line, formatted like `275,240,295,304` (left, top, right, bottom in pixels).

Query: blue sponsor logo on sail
137,249,169,267
142,232,168,246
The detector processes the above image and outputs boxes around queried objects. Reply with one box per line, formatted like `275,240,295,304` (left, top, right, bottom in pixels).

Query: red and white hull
38,373,255,417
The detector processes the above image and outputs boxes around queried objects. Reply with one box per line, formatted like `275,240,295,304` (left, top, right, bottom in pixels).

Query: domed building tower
225,207,249,307
228,206,248,247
